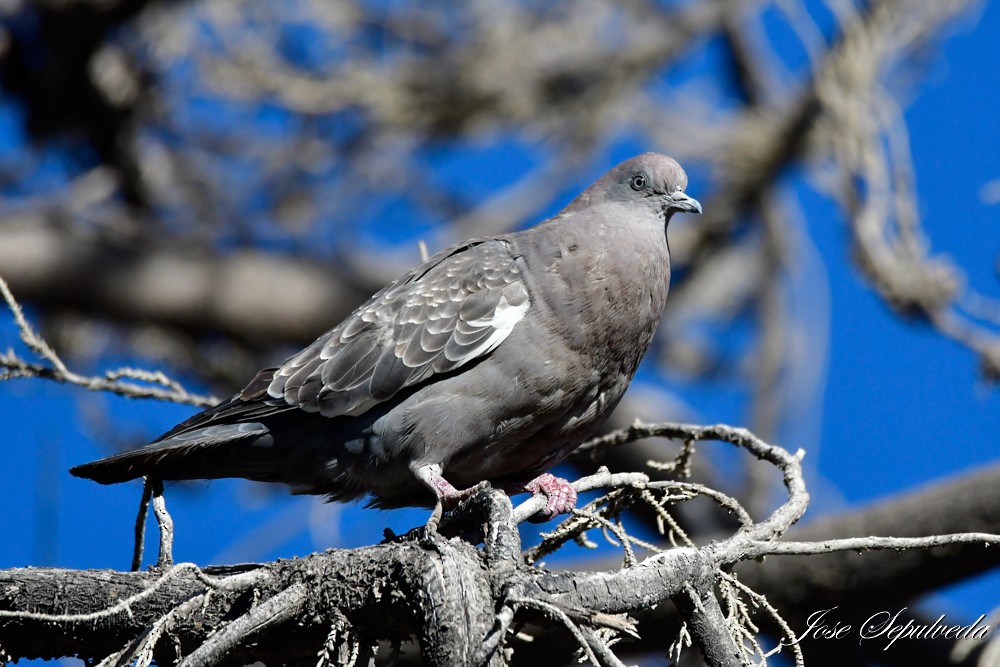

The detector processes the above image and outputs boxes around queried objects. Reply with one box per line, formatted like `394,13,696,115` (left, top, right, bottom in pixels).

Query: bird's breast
520,223,670,372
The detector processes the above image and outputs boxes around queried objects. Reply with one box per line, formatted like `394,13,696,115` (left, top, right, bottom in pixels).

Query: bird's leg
413,463,489,530
509,473,578,522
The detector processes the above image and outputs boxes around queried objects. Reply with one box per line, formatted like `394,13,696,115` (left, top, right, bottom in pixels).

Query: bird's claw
524,473,577,523
425,480,492,531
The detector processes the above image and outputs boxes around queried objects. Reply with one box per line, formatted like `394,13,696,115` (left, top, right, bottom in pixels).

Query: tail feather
70,423,276,485
71,369,297,485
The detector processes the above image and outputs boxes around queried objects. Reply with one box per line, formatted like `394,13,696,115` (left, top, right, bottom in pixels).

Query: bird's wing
267,238,530,418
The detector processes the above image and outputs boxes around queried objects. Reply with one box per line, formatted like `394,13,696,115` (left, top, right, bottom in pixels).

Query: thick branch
0,540,499,666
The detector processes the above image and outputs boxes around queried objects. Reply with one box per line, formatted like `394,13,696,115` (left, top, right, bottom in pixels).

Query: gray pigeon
71,153,701,524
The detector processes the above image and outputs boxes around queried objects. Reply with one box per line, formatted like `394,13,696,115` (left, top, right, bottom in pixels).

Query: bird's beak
668,191,702,214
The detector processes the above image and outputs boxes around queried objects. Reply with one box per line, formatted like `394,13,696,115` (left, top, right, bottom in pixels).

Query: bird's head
566,153,702,218
607,153,702,216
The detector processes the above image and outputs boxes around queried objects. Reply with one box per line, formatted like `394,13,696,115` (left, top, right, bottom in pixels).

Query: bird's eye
630,173,647,191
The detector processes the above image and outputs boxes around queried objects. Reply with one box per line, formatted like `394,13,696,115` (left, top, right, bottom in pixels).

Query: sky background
0,0,998,660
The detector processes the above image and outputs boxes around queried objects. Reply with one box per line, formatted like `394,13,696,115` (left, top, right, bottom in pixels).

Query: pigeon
71,153,701,524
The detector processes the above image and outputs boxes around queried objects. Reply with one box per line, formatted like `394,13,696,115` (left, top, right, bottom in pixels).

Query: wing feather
268,239,529,418
321,339,381,390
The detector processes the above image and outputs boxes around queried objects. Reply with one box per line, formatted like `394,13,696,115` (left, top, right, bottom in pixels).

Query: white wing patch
445,291,529,363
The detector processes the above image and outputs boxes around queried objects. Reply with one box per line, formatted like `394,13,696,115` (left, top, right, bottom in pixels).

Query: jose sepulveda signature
787,607,992,650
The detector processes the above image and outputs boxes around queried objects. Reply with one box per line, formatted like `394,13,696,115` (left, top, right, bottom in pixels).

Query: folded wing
268,239,530,418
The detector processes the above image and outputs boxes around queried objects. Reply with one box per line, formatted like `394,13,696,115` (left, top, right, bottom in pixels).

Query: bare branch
175,583,309,667
0,275,216,406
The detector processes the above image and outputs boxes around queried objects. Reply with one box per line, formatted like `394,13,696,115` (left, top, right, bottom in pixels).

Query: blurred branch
0,0,155,205
739,462,1000,607
0,219,375,347
0,0,994,385
808,0,999,379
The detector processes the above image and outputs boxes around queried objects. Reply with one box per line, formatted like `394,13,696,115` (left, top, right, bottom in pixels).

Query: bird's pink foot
413,463,489,529
521,473,578,522
437,479,490,509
